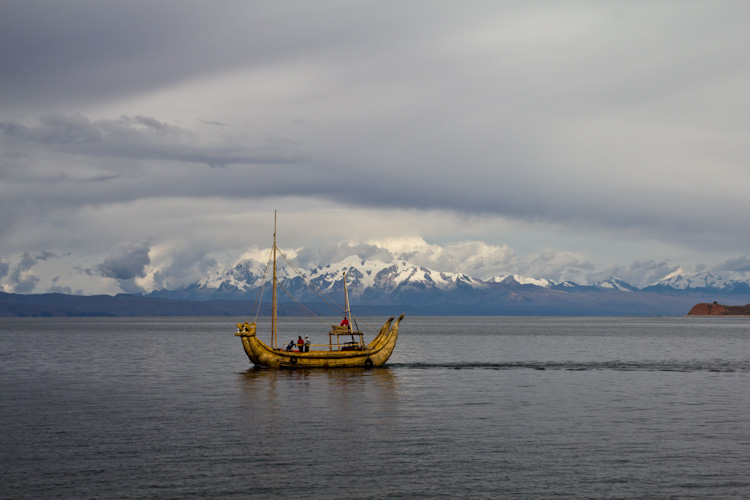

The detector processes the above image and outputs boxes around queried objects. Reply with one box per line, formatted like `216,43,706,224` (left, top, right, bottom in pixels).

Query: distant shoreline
4,291,750,318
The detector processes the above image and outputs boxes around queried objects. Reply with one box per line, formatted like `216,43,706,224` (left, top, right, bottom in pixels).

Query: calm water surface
1,316,750,499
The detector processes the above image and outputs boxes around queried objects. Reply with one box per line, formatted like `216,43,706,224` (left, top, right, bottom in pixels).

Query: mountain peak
594,277,638,292
487,274,553,287
652,270,727,290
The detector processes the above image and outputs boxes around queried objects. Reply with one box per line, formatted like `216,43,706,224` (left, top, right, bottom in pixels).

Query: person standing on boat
340,316,349,328
297,336,304,352
304,336,310,352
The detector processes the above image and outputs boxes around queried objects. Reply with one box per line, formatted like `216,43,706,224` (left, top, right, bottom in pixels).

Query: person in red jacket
340,316,349,327
297,336,304,352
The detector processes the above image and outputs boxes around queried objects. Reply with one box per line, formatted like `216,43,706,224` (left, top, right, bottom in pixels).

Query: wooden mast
343,271,352,328
271,210,277,349
343,271,361,346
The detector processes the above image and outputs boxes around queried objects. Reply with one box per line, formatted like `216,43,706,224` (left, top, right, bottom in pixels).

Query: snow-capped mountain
593,277,639,292
160,255,489,302
169,257,750,298
304,255,486,296
652,269,726,289
149,255,750,316
487,275,639,292
645,270,750,294
486,274,554,287
199,258,272,291
550,280,583,290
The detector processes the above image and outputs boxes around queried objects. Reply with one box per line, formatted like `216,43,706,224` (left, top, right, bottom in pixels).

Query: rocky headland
687,302,750,316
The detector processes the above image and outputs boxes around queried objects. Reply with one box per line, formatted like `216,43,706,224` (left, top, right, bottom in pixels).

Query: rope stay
277,281,332,327
277,249,343,315
252,248,274,324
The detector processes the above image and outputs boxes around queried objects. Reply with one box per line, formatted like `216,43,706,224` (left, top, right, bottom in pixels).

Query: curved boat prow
365,314,404,366
235,322,267,366
387,313,404,345
367,316,394,349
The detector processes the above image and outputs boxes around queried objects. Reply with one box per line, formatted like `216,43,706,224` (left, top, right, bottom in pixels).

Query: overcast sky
2,1,750,295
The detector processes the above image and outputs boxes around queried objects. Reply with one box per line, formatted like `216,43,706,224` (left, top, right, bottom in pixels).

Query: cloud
0,114,298,168
1,251,68,293
715,254,750,276
517,248,596,284
593,260,681,288
392,240,517,279
0,2,258,112
148,243,220,291
0,259,9,281
8,252,41,293
96,241,151,280
94,241,152,293
35,251,57,261
294,243,395,271
48,277,74,295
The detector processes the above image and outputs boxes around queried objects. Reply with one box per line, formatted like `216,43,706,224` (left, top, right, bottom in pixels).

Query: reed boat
235,212,403,368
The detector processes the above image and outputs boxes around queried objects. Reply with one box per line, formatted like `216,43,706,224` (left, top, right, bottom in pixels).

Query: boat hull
236,314,404,368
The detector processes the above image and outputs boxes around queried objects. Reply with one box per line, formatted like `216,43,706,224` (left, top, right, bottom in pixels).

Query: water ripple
388,360,750,372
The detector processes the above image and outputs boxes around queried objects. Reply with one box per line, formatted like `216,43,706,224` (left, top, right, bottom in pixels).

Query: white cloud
367,238,517,280
592,260,681,288
515,248,596,284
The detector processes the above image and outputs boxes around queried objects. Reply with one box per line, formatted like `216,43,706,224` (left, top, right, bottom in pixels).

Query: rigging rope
277,281,332,327
252,249,273,324
278,250,343,315
279,250,379,334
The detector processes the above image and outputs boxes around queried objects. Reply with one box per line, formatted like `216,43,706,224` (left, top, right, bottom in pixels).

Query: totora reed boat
235,212,404,368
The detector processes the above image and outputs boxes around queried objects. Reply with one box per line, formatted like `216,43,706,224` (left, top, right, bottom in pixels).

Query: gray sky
2,1,750,294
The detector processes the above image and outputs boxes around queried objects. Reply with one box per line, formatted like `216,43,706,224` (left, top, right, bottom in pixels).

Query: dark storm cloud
0,1,394,112
0,1,250,111
200,119,230,127
0,114,298,168
95,241,151,280
34,251,57,261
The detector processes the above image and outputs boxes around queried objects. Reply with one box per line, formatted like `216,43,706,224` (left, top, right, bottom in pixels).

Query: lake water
1,316,750,499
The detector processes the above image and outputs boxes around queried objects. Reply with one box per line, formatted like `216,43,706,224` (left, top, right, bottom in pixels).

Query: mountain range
4,256,749,317
144,256,750,316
